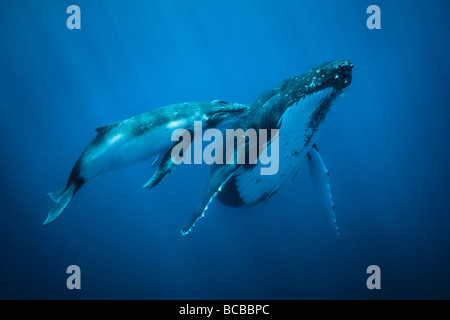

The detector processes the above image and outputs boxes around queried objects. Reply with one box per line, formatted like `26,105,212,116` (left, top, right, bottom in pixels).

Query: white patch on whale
234,87,335,205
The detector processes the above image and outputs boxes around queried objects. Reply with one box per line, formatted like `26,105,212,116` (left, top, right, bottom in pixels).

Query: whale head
276,59,353,144
286,59,353,99
309,59,353,92
246,59,353,131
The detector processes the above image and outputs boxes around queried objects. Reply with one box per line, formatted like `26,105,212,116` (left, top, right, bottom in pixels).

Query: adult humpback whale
44,100,248,225
181,59,353,235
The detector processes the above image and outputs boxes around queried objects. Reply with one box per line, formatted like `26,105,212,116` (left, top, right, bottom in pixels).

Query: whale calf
182,60,353,234
44,100,248,225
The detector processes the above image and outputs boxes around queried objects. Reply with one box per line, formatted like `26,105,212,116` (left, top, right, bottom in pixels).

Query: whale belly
234,134,312,207
225,88,334,206
79,125,173,180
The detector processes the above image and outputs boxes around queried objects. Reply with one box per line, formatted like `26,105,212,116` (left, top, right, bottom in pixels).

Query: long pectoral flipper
181,164,239,235
144,130,195,189
143,148,177,189
307,144,341,237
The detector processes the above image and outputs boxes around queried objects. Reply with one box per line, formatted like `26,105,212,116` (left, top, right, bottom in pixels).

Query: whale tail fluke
48,187,66,203
44,180,83,225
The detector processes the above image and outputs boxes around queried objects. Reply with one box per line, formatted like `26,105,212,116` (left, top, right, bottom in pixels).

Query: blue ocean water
0,0,449,299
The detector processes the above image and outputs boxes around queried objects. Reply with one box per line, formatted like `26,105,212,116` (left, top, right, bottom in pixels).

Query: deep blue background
1,0,449,299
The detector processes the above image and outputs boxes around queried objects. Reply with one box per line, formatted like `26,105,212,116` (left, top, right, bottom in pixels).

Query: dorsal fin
95,122,120,134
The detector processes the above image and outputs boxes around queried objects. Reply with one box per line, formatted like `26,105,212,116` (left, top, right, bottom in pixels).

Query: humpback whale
44,100,248,225
181,60,353,235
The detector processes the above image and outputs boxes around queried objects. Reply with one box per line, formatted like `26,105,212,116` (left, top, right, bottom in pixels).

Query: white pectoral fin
181,164,238,235
307,144,341,238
